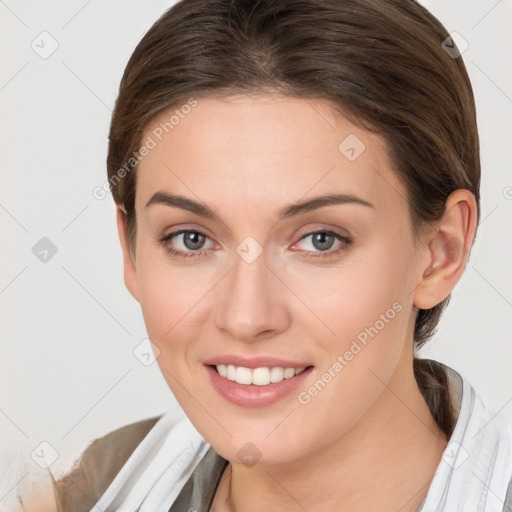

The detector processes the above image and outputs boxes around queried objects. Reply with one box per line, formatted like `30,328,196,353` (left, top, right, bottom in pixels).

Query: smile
205,364,314,408
214,364,307,386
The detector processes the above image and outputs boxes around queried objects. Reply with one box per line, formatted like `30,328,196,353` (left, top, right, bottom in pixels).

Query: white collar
417,362,512,511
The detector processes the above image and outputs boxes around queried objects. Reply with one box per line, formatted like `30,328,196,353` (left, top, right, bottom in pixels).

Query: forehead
135,95,406,220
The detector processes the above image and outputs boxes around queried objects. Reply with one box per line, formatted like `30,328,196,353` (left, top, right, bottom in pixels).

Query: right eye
158,229,215,259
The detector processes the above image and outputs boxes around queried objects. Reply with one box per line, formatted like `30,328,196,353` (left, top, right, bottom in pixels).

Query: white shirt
89,361,512,512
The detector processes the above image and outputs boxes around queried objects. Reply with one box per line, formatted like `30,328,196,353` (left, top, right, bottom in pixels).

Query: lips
205,363,315,407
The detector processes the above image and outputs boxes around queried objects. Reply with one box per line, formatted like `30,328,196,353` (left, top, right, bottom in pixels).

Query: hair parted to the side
107,0,480,437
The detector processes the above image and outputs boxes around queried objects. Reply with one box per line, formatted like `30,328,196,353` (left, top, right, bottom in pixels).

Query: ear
413,189,477,309
116,206,140,303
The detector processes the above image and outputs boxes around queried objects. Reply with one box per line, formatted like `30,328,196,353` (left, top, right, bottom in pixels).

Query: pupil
184,232,205,250
313,233,334,251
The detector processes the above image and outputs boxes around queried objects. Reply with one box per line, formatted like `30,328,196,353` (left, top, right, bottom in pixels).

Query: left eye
293,230,351,256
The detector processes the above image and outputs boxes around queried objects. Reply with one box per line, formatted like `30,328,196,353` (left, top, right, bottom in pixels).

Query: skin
116,94,477,511
9,484,58,512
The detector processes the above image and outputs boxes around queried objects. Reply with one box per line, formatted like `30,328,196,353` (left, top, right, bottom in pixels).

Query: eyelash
157,229,352,260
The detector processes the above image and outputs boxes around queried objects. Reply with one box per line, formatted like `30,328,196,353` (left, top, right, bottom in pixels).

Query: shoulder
79,415,162,472
429,363,512,509
53,415,162,512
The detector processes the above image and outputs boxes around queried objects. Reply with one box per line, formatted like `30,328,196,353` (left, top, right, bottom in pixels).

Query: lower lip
205,365,314,408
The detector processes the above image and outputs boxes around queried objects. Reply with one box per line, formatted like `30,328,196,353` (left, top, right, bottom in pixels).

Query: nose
214,247,290,343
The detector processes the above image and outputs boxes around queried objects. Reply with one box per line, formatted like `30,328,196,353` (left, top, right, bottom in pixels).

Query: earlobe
116,206,140,303
413,189,477,310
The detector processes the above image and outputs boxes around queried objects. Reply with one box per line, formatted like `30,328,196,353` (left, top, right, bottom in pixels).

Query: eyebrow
145,191,374,221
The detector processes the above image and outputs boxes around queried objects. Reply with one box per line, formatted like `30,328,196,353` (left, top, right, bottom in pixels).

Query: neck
214,348,449,512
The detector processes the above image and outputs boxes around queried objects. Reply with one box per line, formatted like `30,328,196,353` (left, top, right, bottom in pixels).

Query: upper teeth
215,364,306,386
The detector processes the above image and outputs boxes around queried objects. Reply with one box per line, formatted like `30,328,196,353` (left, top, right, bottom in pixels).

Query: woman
30,0,512,510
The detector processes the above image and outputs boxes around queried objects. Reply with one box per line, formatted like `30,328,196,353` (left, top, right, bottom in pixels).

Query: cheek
286,241,412,402
280,268,410,456
286,239,411,341
135,254,211,359
137,272,205,401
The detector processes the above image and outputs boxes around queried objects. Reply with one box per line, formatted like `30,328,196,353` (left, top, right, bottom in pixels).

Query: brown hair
107,0,480,437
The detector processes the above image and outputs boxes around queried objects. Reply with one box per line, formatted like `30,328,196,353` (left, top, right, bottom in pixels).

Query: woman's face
123,94,429,464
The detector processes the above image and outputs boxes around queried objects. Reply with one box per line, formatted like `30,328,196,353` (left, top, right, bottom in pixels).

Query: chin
208,429,308,467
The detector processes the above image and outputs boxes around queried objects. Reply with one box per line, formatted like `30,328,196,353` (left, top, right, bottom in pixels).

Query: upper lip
203,355,313,369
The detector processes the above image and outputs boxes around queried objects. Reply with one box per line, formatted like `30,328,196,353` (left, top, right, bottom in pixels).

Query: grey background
1,0,511,489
